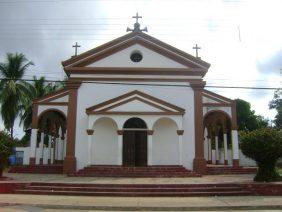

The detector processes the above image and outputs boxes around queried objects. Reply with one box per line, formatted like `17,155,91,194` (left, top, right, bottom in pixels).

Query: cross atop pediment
126,12,148,33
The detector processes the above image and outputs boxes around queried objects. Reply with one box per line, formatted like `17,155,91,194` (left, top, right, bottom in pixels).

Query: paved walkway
0,194,281,211
3,172,260,184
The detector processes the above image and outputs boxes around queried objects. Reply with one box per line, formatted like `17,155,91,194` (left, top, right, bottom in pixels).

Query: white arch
152,117,179,165
122,116,148,129
92,117,118,130
152,117,180,130
38,105,67,118
92,116,119,165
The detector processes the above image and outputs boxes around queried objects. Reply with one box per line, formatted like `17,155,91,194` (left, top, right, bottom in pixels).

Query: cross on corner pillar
63,81,81,174
191,81,206,174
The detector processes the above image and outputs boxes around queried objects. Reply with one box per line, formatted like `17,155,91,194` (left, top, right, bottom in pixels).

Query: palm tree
0,53,33,139
20,76,65,131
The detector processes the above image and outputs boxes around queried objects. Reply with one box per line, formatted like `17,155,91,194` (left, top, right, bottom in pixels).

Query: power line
0,77,280,90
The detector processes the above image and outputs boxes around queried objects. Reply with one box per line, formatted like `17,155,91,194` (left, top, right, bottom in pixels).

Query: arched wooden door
123,118,147,167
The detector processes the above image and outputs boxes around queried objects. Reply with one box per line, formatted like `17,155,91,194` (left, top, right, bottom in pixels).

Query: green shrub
240,128,282,182
0,131,14,177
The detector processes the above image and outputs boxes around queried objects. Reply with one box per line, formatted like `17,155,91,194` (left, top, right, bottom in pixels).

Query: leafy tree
240,128,282,182
235,98,268,131
269,89,282,129
0,131,14,177
20,76,64,131
0,53,33,139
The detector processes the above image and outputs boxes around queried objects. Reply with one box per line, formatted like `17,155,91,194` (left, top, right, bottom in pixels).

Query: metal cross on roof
193,44,201,58
126,12,148,33
72,42,81,56
133,12,142,23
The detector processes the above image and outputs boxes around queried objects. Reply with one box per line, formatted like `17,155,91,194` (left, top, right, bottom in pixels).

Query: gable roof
33,88,69,106
86,90,185,115
62,31,210,76
202,89,233,107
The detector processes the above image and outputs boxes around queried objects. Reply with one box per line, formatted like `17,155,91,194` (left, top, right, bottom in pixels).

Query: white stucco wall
75,82,195,170
152,118,179,165
87,44,187,68
92,118,119,165
15,147,30,165
38,105,68,118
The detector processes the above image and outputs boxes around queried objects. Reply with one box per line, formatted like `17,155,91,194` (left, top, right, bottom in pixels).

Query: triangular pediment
34,89,69,105
202,90,233,106
86,90,185,115
63,32,210,77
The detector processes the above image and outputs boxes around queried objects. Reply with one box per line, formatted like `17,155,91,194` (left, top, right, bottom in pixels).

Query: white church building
25,16,241,175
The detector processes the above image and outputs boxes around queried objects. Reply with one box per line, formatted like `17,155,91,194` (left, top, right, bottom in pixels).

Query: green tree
0,131,14,177
0,53,33,139
269,89,282,129
240,128,282,182
20,76,64,139
235,98,268,131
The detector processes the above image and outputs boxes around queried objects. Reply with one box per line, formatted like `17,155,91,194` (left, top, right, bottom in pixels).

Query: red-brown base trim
224,160,228,165
207,160,212,164
29,157,35,165
216,160,219,165
193,158,207,174
233,159,239,167
63,156,76,174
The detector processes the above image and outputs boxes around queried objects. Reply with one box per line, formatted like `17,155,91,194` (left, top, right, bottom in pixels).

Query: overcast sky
0,0,281,138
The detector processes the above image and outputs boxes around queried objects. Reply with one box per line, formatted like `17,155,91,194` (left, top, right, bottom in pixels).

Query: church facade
27,20,240,175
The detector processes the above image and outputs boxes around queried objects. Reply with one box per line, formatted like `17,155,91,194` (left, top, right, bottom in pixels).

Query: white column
54,136,59,161
87,129,94,165
215,136,219,164
61,136,65,160
39,132,44,164
50,137,54,164
63,130,67,159
148,131,153,166
48,135,52,164
29,128,38,165
223,133,228,165
177,130,183,165
57,130,63,161
117,130,123,165
208,137,212,163
232,130,239,166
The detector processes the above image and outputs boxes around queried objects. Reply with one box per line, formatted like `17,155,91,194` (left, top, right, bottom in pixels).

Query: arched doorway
123,118,147,167
37,110,66,164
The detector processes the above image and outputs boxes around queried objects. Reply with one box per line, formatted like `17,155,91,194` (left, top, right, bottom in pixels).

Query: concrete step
15,189,251,197
26,185,244,192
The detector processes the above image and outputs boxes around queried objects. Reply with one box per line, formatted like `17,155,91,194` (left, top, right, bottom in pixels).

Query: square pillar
29,128,38,165
39,132,44,165
215,136,219,164
147,130,154,166
48,135,52,164
223,132,228,165
177,130,184,165
86,129,94,165
232,129,240,167
207,136,212,164
191,82,207,174
117,130,123,165
63,81,81,174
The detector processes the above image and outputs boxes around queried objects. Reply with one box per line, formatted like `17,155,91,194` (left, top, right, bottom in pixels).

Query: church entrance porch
123,118,147,167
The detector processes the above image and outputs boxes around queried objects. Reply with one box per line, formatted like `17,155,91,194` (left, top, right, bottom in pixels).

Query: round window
130,51,143,62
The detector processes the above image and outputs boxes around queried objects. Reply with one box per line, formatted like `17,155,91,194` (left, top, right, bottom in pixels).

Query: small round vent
130,51,143,62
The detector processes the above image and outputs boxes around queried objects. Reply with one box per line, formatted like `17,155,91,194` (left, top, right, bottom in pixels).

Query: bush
240,128,282,182
0,131,14,177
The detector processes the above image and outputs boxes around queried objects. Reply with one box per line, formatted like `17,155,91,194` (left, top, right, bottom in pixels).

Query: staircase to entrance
69,165,200,177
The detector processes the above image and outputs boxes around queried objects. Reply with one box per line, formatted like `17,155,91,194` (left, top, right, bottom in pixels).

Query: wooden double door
123,130,147,167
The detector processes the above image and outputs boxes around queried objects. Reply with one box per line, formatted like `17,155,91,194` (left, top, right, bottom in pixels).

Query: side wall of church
74,82,196,170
